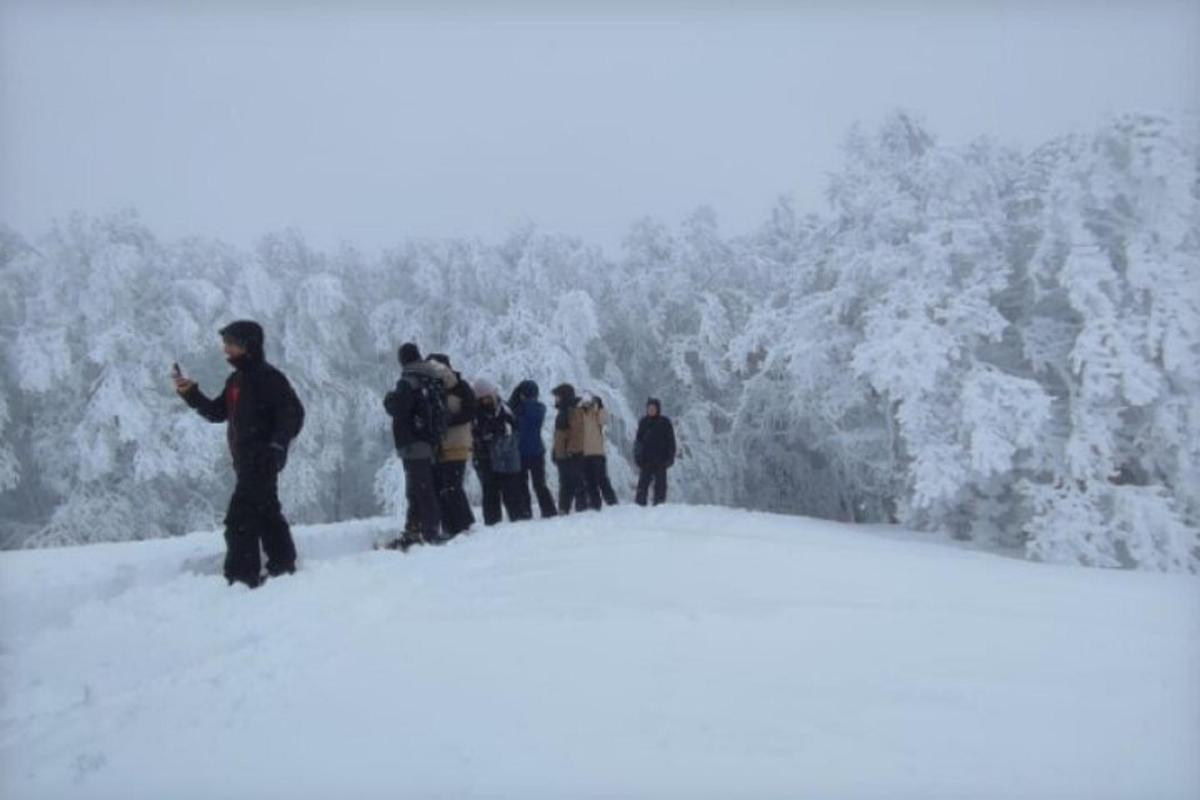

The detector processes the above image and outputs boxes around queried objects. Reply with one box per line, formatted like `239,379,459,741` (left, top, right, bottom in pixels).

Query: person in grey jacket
383,342,446,547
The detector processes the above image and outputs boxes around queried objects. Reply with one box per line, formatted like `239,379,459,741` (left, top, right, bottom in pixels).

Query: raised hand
173,374,196,395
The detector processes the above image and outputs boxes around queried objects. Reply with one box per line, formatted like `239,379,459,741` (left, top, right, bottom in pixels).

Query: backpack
285,382,305,440
489,433,522,475
409,371,449,446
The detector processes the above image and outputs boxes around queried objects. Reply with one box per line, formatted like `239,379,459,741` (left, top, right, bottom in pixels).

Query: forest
1,111,1196,571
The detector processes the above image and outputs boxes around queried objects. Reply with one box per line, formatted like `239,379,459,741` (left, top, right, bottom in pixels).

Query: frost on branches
1,113,1196,571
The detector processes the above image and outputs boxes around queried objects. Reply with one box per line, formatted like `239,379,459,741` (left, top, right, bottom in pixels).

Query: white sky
2,1,1197,254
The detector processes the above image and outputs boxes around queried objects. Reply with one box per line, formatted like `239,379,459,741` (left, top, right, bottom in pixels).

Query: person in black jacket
471,379,527,525
634,397,676,506
174,320,305,587
382,342,444,548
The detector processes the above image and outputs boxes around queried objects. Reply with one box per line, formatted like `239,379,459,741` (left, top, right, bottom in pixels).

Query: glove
267,442,288,473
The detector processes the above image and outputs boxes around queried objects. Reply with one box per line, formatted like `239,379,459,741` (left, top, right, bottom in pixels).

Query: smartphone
171,362,183,379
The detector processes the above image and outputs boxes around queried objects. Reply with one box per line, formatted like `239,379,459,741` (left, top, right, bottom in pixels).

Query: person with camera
173,320,304,588
579,392,618,509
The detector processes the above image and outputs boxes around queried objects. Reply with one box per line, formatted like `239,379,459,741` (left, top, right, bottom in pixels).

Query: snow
2,506,1197,798
6,112,1198,569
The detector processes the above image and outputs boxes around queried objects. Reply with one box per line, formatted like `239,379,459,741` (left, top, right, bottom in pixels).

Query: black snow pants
555,455,589,514
518,453,558,518
475,464,527,525
635,465,669,506
224,460,296,587
583,455,619,509
403,457,441,540
435,460,476,537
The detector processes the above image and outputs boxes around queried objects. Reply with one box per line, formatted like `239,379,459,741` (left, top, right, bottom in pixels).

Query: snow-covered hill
2,506,1197,799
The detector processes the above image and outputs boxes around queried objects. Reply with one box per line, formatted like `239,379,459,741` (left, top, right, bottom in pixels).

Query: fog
2,0,1197,252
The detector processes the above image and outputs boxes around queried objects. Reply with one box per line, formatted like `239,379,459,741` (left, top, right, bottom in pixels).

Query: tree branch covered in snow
1,112,1197,571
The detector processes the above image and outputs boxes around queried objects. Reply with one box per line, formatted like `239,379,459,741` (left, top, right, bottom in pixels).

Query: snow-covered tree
2,112,1195,572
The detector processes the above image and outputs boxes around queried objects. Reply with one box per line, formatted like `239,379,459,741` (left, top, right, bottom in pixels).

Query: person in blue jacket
508,380,558,518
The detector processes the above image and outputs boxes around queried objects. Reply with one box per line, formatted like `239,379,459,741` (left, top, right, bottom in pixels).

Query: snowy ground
1,505,1197,799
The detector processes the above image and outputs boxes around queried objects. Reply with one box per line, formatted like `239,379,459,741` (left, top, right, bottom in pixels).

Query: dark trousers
583,455,618,508
599,459,618,506
555,455,589,514
475,464,527,525
403,458,440,539
518,454,558,518
224,463,296,587
434,460,475,536
635,465,669,506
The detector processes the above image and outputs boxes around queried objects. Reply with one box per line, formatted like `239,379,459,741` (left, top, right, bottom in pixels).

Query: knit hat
474,378,500,400
398,342,422,366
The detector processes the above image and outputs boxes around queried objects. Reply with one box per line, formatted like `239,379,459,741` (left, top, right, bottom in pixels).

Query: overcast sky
2,1,1197,254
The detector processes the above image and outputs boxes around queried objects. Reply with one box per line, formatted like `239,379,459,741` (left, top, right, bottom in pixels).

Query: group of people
382,341,677,550
173,322,678,588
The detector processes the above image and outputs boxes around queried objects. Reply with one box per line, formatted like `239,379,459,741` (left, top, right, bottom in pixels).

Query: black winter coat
634,415,676,468
184,357,304,472
472,403,517,468
383,360,445,459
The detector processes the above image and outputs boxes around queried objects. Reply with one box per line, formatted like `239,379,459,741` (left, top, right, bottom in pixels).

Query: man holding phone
173,320,305,588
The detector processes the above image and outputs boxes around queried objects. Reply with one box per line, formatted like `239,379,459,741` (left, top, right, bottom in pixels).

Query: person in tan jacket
428,353,476,538
550,383,589,514
580,393,619,508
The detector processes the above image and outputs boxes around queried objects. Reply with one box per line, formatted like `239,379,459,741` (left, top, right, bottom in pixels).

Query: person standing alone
634,397,676,506
174,320,305,588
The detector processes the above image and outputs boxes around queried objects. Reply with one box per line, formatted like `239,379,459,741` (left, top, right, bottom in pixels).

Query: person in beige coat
428,353,476,538
551,383,589,514
579,393,619,509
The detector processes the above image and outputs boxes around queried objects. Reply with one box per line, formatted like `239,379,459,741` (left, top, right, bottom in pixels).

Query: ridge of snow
2,506,1197,799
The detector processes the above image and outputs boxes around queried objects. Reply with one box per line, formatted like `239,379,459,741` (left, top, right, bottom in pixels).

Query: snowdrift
2,506,1197,799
